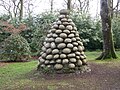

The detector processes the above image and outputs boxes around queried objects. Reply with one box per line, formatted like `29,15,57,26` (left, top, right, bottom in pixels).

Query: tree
67,0,72,10
77,0,90,14
19,0,23,21
49,0,54,13
96,0,117,59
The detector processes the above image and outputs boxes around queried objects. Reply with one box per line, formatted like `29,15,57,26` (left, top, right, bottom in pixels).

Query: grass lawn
0,51,120,90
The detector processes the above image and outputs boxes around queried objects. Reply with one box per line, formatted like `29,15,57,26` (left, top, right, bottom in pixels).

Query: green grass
0,51,120,90
0,61,37,89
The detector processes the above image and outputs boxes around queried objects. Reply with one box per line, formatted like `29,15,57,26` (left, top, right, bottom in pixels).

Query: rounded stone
47,33,52,38
39,58,45,63
76,56,80,59
75,33,79,37
62,59,69,64
80,56,85,60
81,51,85,55
56,20,62,24
45,38,49,42
68,63,75,69
50,60,55,64
43,42,47,46
61,18,68,22
73,27,77,30
53,24,59,28
62,48,71,54
51,29,56,33
63,29,70,34
53,54,59,59
76,37,81,41
41,64,45,68
75,51,81,55
60,9,70,15
63,22,69,25
69,22,75,26
54,64,63,70
51,42,56,49
68,53,76,58
59,25,65,29
40,52,44,56
55,37,63,43
66,25,73,30
60,54,67,59
77,41,83,45
55,30,62,34
73,42,79,46
67,43,73,48
59,15,66,19
56,59,62,63
71,38,77,42
59,33,67,38
46,48,52,54
48,38,54,42
52,33,58,38
57,43,66,49
71,31,76,34
42,46,46,52
46,55,53,60
84,55,87,58
45,60,49,64
45,43,51,48
47,65,51,68
64,38,72,43
68,33,75,38
52,49,59,54
78,46,83,51
77,60,82,66
68,19,72,22
41,53,47,58
82,59,87,64
70,58,77,63
73,47,78,51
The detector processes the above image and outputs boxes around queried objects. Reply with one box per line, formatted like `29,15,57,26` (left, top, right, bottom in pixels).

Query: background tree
96,0,118,59
67,0,72,10
49,0,54,13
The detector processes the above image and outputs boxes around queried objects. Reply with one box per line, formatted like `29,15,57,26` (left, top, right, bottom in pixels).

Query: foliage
71,12,102,50
0,34,31,61
0,14,10,21
21,12,57,55
113,16,120,49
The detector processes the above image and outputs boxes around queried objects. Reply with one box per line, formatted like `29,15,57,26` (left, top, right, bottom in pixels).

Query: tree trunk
67,0,72,11
50,0,53,13
19,0,23,21
96,0,117,60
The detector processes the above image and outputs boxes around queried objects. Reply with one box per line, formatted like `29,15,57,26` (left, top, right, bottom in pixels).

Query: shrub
70,12,102,50
0,34,31,61
21,12,57,55
113,16,120,49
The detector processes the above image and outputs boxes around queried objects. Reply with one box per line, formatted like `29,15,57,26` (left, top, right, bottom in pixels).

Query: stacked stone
38,9,87,72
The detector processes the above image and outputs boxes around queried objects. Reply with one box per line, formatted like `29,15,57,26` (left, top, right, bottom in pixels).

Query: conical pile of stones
38,9,89,73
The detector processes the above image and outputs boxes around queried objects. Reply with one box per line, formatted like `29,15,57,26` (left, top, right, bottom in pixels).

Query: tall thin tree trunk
19,0,23,21
96,0,117,60
50,0,53,13
67,0,72,11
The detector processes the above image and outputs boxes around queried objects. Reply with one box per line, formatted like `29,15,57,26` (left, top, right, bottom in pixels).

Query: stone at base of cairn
37,9,90,74
37,64,91,74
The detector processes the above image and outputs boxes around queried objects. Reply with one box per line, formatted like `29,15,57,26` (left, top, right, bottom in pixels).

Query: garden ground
0,51,120,90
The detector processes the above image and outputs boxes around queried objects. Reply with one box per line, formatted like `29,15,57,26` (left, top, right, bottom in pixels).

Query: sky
0,0,118,17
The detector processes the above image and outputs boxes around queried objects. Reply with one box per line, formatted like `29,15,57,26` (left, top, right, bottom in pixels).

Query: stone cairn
38,9,89,73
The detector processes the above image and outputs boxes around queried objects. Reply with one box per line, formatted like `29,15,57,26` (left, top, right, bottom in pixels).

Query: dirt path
32,61,120,90
0,62,8,67
1,61,120,90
